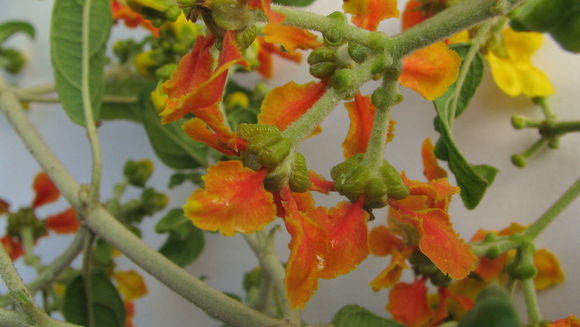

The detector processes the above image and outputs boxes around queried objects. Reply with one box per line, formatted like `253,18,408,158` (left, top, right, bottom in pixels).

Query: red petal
388,279,433,327
369,251,407,290
342,93,377,159
401,0,430,31
258,81,326,133
183,161,276,236
318,198,369,279
548,315,580,327
112,0,160,37
421,138,447,181
308,171,334,194
32,172,60,208
1,235,24,261
46,208,80,234
369,225,405,256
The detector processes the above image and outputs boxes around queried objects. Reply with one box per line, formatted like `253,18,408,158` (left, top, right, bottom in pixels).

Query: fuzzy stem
0,308,29,327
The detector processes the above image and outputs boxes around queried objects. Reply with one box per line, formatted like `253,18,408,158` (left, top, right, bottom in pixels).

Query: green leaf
168,171,204,189
140,93,209,169
100,72,155,122
63,271,126,327
459,285,520,327
0,21,35,45
272,0,317,7
156,209,205,267
432,43,498,209
332,305,405,327
50,0,112,126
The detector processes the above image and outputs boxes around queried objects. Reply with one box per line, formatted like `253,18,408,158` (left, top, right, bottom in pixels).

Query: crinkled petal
32,172,60,208
369,252,407,291
318,198,369,279
342,93,376,159
183,161,276,236
343,0,399,31
548,315,580,327
182,118,240,156
473,255,507,282
256,38,302,78
369,225,405,256
45,208,80,234
114,270,148,301
400,42,461,100
534,248,564,290
388,279,433,327
263,24,321,51
421,138,447,181
308,171,334,194
280,188,328,309
258,81,326,133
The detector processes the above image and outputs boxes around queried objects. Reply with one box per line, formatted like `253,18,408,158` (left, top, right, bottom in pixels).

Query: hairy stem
523,178,580,240
0,308,29,327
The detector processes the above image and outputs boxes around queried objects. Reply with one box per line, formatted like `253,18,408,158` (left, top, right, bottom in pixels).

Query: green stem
385,0,524,58
16,95,138,104
20,227,41,271
362,97,392,169
0,240,34,304
523,178,580,240
14,83,55,97
0,308,29,327
522,278,541,325
470,237,520,257
511,137,548,168
532,96,556,120
81,0,102,208
539,120,580,137
82,232,96,327
1,75,285,327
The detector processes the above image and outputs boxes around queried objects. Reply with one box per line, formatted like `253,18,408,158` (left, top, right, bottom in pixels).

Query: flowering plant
0,0,579,326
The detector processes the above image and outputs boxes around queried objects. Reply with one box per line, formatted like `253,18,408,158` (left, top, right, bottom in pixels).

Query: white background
1,0,579,326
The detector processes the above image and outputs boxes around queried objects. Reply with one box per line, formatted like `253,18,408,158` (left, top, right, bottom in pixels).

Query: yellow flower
486,27,554,97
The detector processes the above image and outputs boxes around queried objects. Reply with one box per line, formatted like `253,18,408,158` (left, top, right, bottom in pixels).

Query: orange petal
111,0,160,37
258,81,326,133
263,24,321,52
256,38,302,79
342,93,376,159
369,252,407,291
473,255,507,282
318,198,370,279
369,225,405,256
114,270,148,301
401,0,429,31
183,161,276,236
388,279,433,327
124,301,135,327
400,42,461,100
343,0,399,31
32,172,60,208
534,248,564,291
308,171,334,194
1,235,24,261
421,138,447,181
415,209,478,279
548,315,580,327
182,118,240,156
161,31,247,123
45,208,80,234
280,187,329,309
247,0,285,23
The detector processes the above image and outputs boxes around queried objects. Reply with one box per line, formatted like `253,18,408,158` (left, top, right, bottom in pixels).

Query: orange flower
343,0,399,31
111,0,160,37
32,172,60,208
183,160,276,236
45,208,80,234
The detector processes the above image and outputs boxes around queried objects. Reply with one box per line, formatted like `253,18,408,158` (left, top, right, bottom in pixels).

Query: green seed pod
550,9,580,53
380,161,409,200
235,25,257,51
247,133,280,154
141,188,168,215
124,160,154,187
258,137,292,169
347,42,370,63
307,46,336,65
289,153,311,193
509,0,569,32
210,0,255,31
309,62,337,79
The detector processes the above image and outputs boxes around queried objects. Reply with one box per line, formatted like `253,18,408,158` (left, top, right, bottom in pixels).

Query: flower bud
141,188,168,215
124,160,154,187
209,0,256,31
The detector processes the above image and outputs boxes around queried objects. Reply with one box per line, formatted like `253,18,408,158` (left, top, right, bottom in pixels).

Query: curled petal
114,270,148,301
369,252,407,291
342,93,376,159
400,42,461,100
421,138,447,181
32,172,60,208
318,198,369,279
388,279,433,327
45,208,79,234
343,0,399,31
534,248,564,291
258,81,326,134
263,24,321,52
183,161,276,236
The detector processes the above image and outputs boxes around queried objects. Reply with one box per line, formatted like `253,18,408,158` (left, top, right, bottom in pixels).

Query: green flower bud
331,68,355,94
430,271,452,288
309,62,337,79
235,25,257,51
0,48,26,74
7,208,46,240
347,42,370,63
124,160,154,187
210,0,255,31
289,152,311,193
307,47,336,65
379,161,409,200
459,285,520,327
258,137,292,169
141,188,168,215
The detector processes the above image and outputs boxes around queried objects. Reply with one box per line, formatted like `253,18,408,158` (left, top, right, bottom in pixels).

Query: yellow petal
486,53,522,97
114,270,148,301
534,248,564,291
503,27,543,61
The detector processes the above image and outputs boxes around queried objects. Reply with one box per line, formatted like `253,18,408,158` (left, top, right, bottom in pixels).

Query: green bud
380,161,409,200
237,123,278,141
372,86,403,109
171,43,188,54
235,25,257,51
510,115,528,129
258,137,292,169
124,159,154,187
307,47,336,65
210,0,255,31
164,6,182,21
485,245,502,259
347,42,370,63
141,188,168,215
309,62,337,79
7,208,46,240
508,263,538,280
483,232,497,242
331,68,355,93
430,271,452,288
459,285,520,327
507,243,538,280
511,154,526,168
0,48,26,74
289,153,311,193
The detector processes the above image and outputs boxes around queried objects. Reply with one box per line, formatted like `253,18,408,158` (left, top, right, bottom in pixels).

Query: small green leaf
272,0,317,7
50,0,112,125
459,285,520,327
332,305,405,327
140,94,209,169
243,267,263,293
63,271,126,327
157,209,205,267
100,73,155,122
0,21,35,45
168,172,204,189
432,43,498,209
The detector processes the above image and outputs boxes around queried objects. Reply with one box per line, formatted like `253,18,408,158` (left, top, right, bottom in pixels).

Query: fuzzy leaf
51,0,112,125
333,305,405,327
